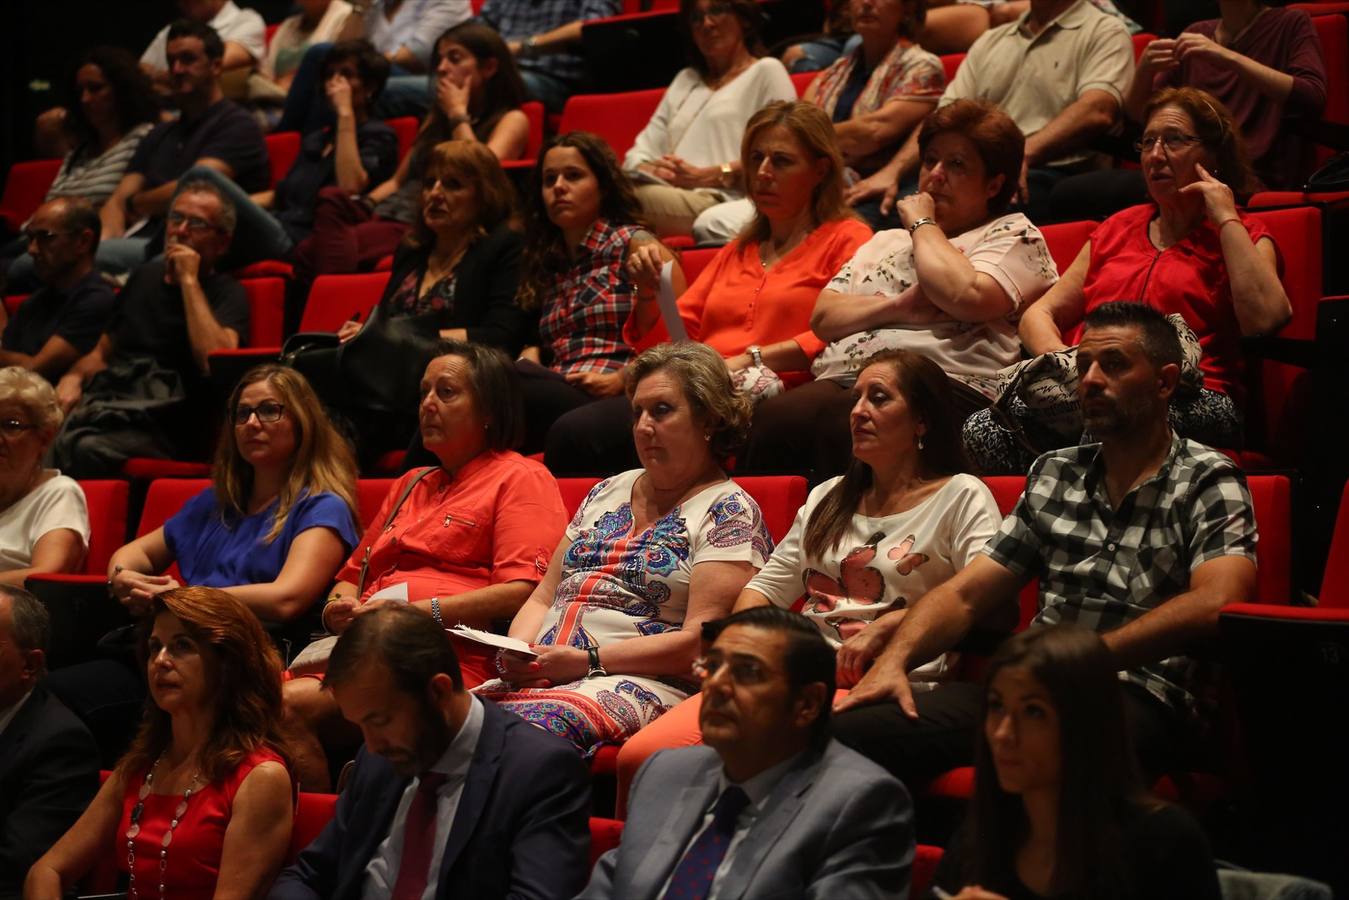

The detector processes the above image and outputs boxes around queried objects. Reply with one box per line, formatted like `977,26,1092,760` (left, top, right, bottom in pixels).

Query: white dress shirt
362,694,485,900
658,752,803,900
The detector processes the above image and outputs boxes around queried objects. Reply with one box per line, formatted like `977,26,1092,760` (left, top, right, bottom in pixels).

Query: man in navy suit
0,586,98,898
578,607,914,900
269,605,590,900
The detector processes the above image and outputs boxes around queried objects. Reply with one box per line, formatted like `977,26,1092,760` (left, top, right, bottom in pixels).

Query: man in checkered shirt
831,301,1259,784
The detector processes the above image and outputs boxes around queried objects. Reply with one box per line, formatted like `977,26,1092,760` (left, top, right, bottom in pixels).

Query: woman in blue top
106,364,361,643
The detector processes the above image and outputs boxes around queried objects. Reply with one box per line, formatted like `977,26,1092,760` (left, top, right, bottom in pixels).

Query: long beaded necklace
125,753,203,900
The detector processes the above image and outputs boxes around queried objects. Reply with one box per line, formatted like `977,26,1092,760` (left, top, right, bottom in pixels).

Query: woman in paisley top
743,99,1058,478
613,349,1001,809
479,343,773,755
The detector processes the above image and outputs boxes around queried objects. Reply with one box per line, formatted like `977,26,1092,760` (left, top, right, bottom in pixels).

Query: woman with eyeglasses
620,0,794,242
0,367,89,586
104,365,361,639
967,87,1292,473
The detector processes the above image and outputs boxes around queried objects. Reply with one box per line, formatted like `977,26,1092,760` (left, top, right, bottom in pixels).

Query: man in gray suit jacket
578,606,914,900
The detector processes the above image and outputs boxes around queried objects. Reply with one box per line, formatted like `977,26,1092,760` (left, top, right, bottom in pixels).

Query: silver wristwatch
747,345,763,368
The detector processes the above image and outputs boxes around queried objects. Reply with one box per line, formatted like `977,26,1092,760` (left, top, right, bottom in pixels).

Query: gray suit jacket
577,739,914,900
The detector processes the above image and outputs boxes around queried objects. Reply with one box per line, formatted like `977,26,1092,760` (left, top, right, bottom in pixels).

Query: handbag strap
356,466,437,598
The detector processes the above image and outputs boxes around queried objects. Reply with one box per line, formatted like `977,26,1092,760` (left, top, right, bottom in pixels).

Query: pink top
117,748,288,900
626,218,872,388
1072,203,1278,403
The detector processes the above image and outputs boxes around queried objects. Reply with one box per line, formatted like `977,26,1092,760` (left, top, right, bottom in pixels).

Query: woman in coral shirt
544,100,872,476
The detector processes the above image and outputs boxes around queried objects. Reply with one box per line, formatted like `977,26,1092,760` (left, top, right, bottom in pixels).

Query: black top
928,803,1222,900
108,259,250,385
274,120,400,240
2,270,115,360
381,223,528,355
129,99,270,198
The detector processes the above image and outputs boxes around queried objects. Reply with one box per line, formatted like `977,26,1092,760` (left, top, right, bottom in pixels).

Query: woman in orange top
544,100,871,476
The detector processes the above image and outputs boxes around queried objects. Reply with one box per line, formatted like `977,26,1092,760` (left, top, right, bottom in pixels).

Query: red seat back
521,100,546,159
288,791,338,862
557,88,667,160
239,276,287,347
913,844,944,899
1243,206,1322,465
1247,475,1293,604
265,131,302,190
679,247,720,286
734,475,808,544
1039,219,1096,274
940,52,964,83
302,272,391,333
1132,32,1157,61
589,816,624,867
139,479,212,537
790,70,817,98
1312,13,1349,166
78,480,130,574
1320,480,1349,607
356,478,397,530
981,476,1039,630
388,116,420,161
0,159,62,230
3,294,25,316
557,477,601,519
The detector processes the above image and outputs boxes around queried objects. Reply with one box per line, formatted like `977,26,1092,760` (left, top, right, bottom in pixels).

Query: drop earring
917,435,925,451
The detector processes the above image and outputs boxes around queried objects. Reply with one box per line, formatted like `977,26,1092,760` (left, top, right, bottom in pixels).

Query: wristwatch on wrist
430,597,443,627
907,216,938,235
747,345,763,368
586,646,608,679
522,35,538,57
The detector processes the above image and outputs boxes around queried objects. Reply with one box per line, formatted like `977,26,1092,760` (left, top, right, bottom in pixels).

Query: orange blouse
625,218,872,386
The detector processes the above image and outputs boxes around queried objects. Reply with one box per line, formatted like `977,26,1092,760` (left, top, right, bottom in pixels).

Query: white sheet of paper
657,260,688,342
448,625,538,658
368,582,409,604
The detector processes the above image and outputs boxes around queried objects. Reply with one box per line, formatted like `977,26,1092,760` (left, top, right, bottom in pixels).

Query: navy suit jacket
269,700,591,900
0,683,99,899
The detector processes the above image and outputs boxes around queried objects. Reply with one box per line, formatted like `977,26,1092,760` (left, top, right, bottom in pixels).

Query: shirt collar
1084,431,1183,503
425,693,485,782
576,218,616,255
716,751,805,812
0,687,34,738
1017,0,1092,35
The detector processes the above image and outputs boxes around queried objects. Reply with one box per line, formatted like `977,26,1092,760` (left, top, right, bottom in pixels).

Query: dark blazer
578,740,914,900
0,683,99,899
269,699,591,900
382,224,528,355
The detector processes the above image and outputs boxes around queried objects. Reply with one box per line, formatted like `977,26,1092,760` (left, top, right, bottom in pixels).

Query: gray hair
173,176,238,235
0,366,64,438
623,342,751,464
1,586,51,674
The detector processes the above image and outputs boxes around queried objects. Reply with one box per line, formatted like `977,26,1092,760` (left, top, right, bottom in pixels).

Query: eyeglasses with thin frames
0,419,39,439
166,210,222,233
1134,132,1203,155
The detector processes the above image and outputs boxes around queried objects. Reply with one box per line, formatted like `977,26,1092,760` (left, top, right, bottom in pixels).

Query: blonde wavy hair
212,365,358,543
0,366,63,440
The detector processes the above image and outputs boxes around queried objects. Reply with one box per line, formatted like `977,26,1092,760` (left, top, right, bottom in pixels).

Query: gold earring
917,436,925,450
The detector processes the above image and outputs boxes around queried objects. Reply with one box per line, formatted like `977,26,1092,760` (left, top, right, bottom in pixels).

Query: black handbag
1306,152,1349,192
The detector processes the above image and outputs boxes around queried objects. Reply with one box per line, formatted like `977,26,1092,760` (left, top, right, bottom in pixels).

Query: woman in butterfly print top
610,348,1001,811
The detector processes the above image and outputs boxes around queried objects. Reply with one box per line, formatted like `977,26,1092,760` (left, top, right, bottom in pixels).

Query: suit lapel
340,758,412,900
0,687,39,787
434,702,505,893
630,761,721,895
713,752,821,900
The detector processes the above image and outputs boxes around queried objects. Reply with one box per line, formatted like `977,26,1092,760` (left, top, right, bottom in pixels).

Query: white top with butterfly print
746,473,1001,686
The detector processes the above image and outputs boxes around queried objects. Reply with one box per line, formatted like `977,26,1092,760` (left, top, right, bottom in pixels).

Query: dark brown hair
517,131,645,311
64,47,158,162
917,99,1025,216
963,625,1157,899
677,0,767,73
803,349,969,560
404,140,517,252
119,587,291,784
1144,86,1256,201
327,603,465,693
412,21,528,160
432,339,526,451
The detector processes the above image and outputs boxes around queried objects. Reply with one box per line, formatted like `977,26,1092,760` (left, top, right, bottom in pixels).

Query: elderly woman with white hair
0,366,89,585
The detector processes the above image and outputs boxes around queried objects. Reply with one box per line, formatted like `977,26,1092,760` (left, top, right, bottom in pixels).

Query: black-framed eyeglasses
689,2,734,28
0,419,39,439
232,401,285,425
166,210,222,233
692,653,770,686
1134,132,1203,155
21,229,73,245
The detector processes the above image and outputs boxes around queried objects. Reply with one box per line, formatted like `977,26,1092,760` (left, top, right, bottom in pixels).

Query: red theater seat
557,88,666,159
388,116,419,160
1316,479,1349,608
78,480,131,575
1039,219,1095,273
0,159,61,233
265,131,302,189
589,816,624,866
289,791,338,861
357,478,398,530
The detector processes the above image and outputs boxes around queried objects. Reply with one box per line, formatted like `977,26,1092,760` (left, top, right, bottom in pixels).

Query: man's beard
1081,391,1155,439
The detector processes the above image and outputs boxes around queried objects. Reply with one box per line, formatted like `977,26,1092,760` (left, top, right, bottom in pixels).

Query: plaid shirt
539,218,639,375
478,0,620,87
983,435,1258,718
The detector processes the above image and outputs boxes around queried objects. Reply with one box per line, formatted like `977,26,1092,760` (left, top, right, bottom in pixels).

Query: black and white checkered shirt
983,435,1258,717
